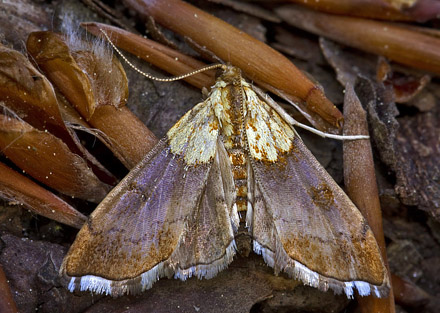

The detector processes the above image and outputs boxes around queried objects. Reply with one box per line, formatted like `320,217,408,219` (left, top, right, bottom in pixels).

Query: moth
60,64,390,298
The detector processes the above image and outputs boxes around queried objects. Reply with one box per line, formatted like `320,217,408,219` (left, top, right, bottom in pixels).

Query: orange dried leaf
124,0,343,131
276,5,440,75
26,32,97,120
286,0,415,21
0,114,110,202
0,162,86,229
0,44,70,140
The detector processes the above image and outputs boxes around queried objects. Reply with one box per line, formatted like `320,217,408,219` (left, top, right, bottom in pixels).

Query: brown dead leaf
0,43,117,185
0,113,110,202
0,162,86,229
0,44,70,142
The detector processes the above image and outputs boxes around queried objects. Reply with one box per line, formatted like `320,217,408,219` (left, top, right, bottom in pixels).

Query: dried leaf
376,57,431,103
391,273,430,307
0,43,117,185
0,162,86,229
320,38,377,87
320,39,431,104
277,5,440,75
0,114,110,202
394,109,440,218
354,75,440,220
286,0,425,21
272,26,326,65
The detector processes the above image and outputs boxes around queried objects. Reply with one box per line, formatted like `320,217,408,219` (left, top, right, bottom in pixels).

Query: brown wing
61,101,237,296
242,84,389,298
248,135,389,298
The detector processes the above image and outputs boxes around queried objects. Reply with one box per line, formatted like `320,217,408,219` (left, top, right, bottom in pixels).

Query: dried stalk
343,84,395,312
0,162,86,229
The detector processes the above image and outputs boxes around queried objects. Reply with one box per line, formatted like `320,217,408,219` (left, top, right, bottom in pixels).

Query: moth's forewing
244,85,390,298
61,99,237,296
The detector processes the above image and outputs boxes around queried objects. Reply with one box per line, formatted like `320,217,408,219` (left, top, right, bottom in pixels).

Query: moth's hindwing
61,97,237,296
244,85,390,298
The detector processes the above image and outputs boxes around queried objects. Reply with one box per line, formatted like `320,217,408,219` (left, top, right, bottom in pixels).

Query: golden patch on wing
210,84,234,138
243,85,294,162
308,183,335,210
167,100,220,165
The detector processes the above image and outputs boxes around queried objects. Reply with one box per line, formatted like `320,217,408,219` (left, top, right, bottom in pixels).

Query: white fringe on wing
253,240,389,299
67,240,237,297
174,239,237,280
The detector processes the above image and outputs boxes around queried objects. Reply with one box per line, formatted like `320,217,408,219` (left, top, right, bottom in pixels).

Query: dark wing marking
249,135,390,298
61,103,237,296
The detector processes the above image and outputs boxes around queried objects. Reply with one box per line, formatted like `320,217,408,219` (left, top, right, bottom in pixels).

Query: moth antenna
291,120,369,140
250,84,369,141
99,29,223,82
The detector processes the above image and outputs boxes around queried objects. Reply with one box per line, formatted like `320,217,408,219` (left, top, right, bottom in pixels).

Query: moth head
217,65,242,85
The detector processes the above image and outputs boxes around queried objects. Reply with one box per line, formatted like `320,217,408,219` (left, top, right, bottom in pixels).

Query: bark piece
0,234,97,313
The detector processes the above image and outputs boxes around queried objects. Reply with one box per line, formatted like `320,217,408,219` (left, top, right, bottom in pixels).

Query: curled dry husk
0,113,110,203
26,31,157,169
0,44,111,202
